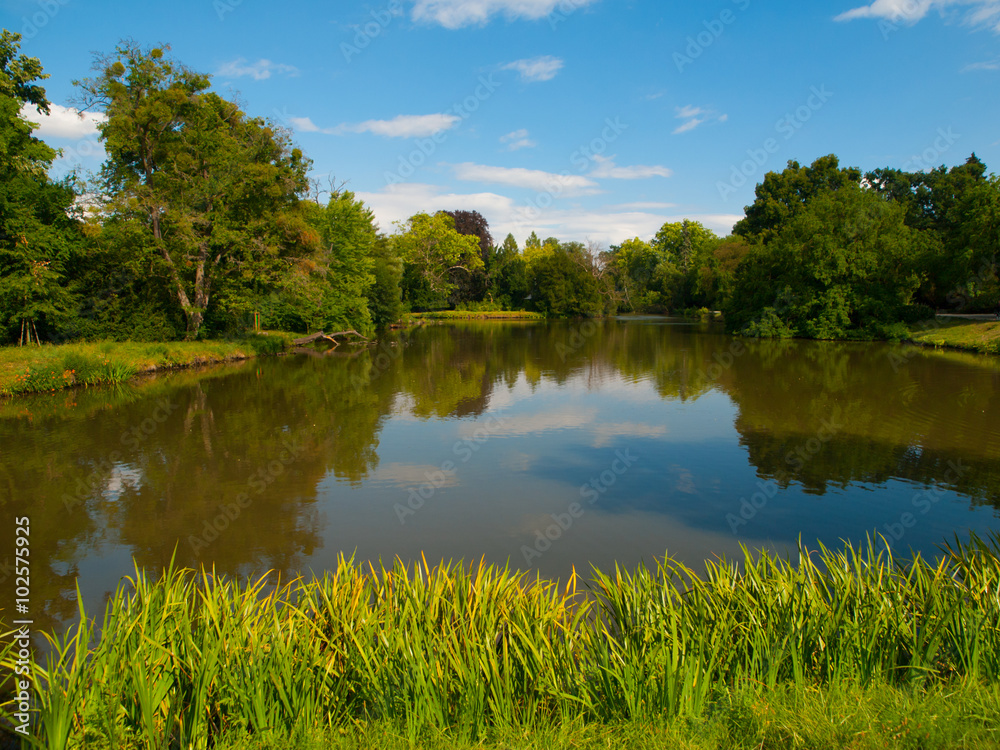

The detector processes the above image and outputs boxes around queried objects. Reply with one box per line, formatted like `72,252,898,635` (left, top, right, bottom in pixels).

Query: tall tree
444,209,492,304
0,30,81,345
76,42,319,338
867,155,994,308
367,236,403,329
306,190,377,333
653,220,718,271
724,185,923,339
487,233,528,308
528,242,604,318
393,212,483,310
609,238,660,312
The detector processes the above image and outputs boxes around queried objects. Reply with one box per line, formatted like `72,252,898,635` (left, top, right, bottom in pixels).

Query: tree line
2,32,998,345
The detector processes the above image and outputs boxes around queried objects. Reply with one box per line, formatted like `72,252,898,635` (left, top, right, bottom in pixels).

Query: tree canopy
77,42,319,339
724,186,923,339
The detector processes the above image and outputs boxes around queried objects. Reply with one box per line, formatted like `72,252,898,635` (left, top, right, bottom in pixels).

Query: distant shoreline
2,316,996,400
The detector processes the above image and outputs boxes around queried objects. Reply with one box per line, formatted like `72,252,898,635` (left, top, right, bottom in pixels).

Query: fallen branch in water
291,330,368,346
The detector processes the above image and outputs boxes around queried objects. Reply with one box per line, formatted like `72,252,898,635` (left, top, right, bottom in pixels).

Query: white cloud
675,105,705,119
451,162,599,194
673,105,726,135
609,201,678,210
289,116,323,132
967,1,1000,27
412,0,599,28
673,117,705,134
502,55,564,82
835,0,1000,31
500,128,537,150
590,155,672,179
19,103,106,139
963,57,1000,70
293,113,461,138
216,58,299,80
355,183,516,233
835,0,934,22
343,113,461,138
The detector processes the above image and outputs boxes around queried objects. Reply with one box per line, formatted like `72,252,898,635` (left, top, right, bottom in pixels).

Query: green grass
0,333,295,397
908,318,1000,355
410,311,545,321
2,535,999,749
205,681,1000,749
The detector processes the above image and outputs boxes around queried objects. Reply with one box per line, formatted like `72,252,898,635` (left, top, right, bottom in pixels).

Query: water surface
3,318,1000,635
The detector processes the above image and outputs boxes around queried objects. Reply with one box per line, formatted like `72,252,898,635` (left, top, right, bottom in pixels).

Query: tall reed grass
2,535,999,748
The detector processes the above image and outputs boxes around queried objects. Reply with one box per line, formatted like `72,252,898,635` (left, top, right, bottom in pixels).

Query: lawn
0,334,293,397
908,318,1000,355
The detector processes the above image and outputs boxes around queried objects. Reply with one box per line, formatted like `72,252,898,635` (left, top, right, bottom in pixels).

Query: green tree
867,155,995,308
528,242,603,317
393,212,483,310
367,236,403,329
651,220,720,309
0,30,81,345
610,237,660,312
653,220,718,271
76,42,319,339
62,216,185,341
697,235,753,311
724,186,922,339
308,190,377,333
488,233,528,308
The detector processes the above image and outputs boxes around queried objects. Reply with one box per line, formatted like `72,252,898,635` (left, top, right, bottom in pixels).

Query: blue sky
6,0,999,245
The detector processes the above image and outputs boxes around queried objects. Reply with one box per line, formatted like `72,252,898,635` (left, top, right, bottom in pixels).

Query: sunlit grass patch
908,318,1000,355
0,333,295,397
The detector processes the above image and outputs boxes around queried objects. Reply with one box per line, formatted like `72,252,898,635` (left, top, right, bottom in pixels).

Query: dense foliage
720,155,998,339
0,30,82,345
1,33,998,344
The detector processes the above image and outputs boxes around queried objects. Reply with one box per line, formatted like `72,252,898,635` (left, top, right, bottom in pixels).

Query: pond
3,318,1000,636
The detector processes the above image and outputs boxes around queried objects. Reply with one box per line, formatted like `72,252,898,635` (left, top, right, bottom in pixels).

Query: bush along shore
2,535,999,749
0,335,296,398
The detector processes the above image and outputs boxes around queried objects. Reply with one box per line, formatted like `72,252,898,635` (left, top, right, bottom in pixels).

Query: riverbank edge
2,316,996,398
0,333,300,398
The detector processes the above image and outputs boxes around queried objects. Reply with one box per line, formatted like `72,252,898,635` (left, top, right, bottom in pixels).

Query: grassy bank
410,311,545,321
908,318,1000,355
0,334,294,397
3,535,999,749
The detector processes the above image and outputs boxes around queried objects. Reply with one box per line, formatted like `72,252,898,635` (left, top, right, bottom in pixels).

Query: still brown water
2,318,1000,636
